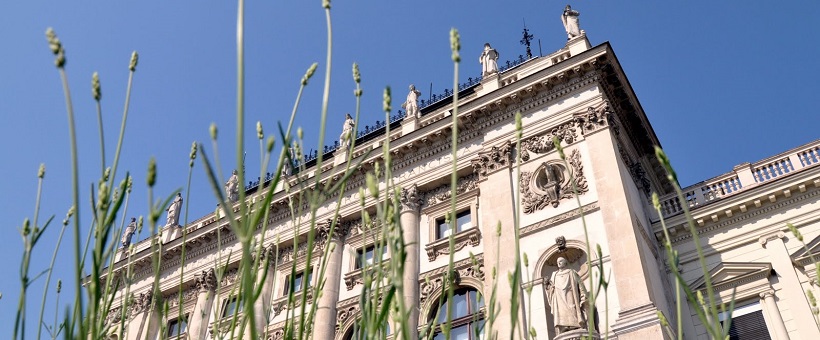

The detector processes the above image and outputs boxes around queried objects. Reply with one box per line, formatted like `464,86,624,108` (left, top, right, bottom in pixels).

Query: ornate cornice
470,143,513,180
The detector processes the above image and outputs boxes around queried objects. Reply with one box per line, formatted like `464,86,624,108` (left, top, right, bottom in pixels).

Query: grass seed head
266,136,275,153
38,163,45,179
352,62,361,84
129,51,139,72
450,28,461,62
383,86,392,113
302,62,318,85
209,123,218,140
92,72,101,101
256,121,264,140
147,157,156,187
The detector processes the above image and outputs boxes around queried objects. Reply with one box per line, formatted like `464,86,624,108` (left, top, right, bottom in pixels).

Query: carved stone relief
399,184,422,213
470,143,513,180
573,100,612,135
196,267,217,292
520,149,588,214
419,255,485,305
421,173,479,207
520,122,578,161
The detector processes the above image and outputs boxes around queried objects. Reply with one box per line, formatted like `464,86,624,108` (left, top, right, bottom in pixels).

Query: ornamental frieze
573,100,612,135
470,143,513,180
520,149,588,214
421,173,479,207
520,122,578,161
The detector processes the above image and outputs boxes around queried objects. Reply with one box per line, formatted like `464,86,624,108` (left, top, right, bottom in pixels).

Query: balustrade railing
655,139,820,219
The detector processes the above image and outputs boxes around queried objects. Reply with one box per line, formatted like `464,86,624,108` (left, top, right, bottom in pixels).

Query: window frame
166,314,189,338
354,243,388,270
429,287,485,340
423,191,479,244
220,295,243,319
283,268,313,295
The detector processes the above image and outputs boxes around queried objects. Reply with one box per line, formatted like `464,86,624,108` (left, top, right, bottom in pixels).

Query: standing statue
339,113,355,149
561,5,582,40
546,256,587,334
166,193,183,227
225,170,239,203
479,43,499,77
402,84,422,118
122,217,137,248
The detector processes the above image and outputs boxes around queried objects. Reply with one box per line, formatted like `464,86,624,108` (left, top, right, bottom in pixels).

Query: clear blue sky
1,1,818,335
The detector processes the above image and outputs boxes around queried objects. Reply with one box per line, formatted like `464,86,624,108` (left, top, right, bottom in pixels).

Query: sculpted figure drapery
225,169,239,203
546,256,587,334
166,193,182,227
561,5,581,40
339,113,355,149
479,43,499,77
402,85,422,118
121,217,137,248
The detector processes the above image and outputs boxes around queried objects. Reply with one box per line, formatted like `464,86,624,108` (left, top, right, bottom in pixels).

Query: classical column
124,290,160,340
760,232,820,338
188,268,217,340
471,142,524,338
313,219,350,340
250,245,277,336
399,184,422,339
760,290,790,340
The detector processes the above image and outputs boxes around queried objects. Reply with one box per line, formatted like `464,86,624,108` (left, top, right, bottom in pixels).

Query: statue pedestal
334,150,348,166
566,33,591,57
554,329,600,340
474,72,500,97
402,114,418,135
160,225,182,243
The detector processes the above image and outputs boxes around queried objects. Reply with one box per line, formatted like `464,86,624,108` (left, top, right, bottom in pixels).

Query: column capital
759,289,776,300
399,184,422,213
318,218,350,242
759,231,785,247
195,268,217,292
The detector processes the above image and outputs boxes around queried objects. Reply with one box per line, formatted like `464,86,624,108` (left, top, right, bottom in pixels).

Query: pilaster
760,290,790,340
759,232,820,338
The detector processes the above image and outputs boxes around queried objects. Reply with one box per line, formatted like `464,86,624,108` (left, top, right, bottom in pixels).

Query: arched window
341,321,391,340
430,288,485,340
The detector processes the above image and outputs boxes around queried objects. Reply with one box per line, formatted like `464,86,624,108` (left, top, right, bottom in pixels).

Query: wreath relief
520,149,588,214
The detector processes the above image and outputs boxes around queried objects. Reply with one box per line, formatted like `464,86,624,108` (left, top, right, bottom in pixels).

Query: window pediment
689,262,772,293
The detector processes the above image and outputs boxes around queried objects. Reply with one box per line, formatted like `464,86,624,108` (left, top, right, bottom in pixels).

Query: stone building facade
100,27,820,340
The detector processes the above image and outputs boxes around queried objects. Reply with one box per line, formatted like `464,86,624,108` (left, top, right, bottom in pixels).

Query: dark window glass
167,315,188,337
431,288,484,340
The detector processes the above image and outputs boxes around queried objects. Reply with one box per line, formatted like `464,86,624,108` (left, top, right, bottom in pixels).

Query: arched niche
534,237,593,282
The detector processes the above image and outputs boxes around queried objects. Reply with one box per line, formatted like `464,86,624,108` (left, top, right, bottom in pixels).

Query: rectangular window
167,315,188,337
436,210,472,239
284,269,313,294
719,302,772,340
355,245,387,269
221,296,243,318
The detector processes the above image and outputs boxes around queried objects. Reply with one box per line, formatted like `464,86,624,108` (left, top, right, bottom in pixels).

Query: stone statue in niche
165,193,182,227
479,43,499,77
121,217,137,248
225,169,239,203
561,5,582,40
546,256,587,334
402,85,421,118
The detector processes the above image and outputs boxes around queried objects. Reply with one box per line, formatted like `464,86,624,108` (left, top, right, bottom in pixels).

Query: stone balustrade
656,139,820,219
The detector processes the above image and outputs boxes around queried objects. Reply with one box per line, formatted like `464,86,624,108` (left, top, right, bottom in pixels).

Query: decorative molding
421,173,479,208
128,290,156,317
162,286,198,308
195,267,217,292
318,218,350,243
278,237,327,266
399,184,423,213
520,149,588,214
689,262,772,293
419,254,485,305
470,142,514,180
520,202,599,237
342,262,388,291
573,100,612,135
424,227,481,261
271,289,314,317
220,268,240,287
791,232,820,267
519,121,578,162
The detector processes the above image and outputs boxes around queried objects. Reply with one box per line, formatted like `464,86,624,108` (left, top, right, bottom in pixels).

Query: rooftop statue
339,113,355,149
121,217,137,248
546,256,588,335
402,84,422,118
479,43,499,77
166,193,182,227
225,169,239,203
561,5,582,40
